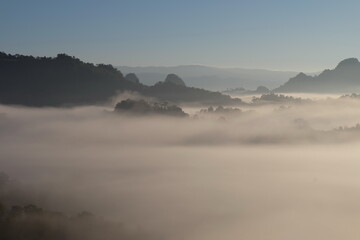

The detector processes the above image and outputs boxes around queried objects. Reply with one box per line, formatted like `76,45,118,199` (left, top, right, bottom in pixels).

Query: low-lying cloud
2,97,360,239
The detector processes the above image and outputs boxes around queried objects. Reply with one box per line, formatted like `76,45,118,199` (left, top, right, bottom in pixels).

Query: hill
223,86,270,95
0,52,240,106
118,65,297,91
114,99,188,117
274,58,360,93
143,80,242,105
0,52,141,106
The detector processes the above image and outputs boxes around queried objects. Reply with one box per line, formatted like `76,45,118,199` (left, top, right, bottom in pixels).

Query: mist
2,96,360,239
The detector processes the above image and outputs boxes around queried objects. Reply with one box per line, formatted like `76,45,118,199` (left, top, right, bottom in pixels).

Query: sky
1,0,360,71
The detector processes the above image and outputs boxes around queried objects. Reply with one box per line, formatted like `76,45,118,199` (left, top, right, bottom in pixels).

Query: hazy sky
1,0,360,71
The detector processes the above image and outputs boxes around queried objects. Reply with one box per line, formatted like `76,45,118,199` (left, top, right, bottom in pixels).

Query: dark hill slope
143,81,241,105
0,52,240,106
0,52,141,106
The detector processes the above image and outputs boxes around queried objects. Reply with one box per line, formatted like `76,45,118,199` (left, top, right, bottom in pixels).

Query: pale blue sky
1,0,360,71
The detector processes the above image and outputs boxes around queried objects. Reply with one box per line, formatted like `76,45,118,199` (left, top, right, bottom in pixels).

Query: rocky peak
295,72,308,78
335,58,360,70
256,86,270,93
125,73,140,84
164,74,186,86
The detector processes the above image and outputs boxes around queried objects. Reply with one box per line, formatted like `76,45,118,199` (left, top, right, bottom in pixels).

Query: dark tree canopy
251,93,306,104
114,99,188,117
0,52,142,106
0,172,160,240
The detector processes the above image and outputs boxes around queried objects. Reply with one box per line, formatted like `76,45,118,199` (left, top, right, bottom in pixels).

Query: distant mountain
275,58,360,93
0,52,240,106
223,86,270,95
118,65,297,91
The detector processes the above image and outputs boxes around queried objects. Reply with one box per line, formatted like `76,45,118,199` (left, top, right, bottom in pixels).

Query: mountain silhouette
274,58,360,93
224,86,270,95
0,52,240,106
164,74,186,86
0,52,141,106
125,73,140,84
118,65,296,91
144,80,242,105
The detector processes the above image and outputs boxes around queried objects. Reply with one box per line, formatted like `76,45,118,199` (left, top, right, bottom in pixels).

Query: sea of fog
2,96,360,240
228,93,342,103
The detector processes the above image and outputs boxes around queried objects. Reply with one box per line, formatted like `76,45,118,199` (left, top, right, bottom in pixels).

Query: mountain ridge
274,58,360,93
118,65,297,91
0,52,241,106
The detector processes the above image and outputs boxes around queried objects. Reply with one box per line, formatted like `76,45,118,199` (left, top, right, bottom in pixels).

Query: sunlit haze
2,1,360,240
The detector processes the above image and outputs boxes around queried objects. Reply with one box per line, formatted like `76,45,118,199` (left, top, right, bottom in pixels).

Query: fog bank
2,99,360,239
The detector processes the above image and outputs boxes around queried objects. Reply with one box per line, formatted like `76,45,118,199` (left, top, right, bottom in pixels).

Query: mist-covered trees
340,93,360,99
200,106,242,114
0,202,160,240
0,172,160,240
114,99,188,117
252,93,305,104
